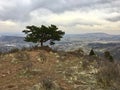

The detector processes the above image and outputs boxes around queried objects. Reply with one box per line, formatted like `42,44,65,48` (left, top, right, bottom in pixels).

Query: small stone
37,58,41,62
56,60,59,63
2,74,6,77
49,51,54,55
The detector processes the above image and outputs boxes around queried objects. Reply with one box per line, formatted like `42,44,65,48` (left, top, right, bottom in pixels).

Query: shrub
21,47,30,51
96,61,120,89
42,77,53,90
104,51,114,62
9,48,19,53
89,49,95,56
82,60,90,70
67,48,84,57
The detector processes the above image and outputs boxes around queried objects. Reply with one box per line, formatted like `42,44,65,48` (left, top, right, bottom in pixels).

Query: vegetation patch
96,61,120,89
14,51,30,62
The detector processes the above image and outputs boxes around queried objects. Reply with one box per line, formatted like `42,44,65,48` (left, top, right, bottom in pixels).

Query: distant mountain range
0,33,119,41
64,33,120,41
0,36,25,43
0,33,119,60
0,33,119,44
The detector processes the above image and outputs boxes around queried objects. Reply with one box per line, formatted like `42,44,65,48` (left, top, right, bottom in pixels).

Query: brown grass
0,48,120,90
96,60,120,89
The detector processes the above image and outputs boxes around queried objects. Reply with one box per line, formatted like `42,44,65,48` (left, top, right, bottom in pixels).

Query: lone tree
22,25,65,47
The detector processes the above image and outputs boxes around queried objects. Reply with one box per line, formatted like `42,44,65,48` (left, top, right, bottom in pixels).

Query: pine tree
23,25,65,47
89,49,95,56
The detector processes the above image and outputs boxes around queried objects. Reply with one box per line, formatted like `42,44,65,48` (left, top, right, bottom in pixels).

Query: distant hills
64,33,120,41
0,36,25,43
0,33,119,42
0,33,119,60
59,33,120,60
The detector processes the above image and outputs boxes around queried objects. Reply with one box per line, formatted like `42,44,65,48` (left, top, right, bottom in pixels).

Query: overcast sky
0,0,120,35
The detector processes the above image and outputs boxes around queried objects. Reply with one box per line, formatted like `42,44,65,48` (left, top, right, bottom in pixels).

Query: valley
0,33,119,60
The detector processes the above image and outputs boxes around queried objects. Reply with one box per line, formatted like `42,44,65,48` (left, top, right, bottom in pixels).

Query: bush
9,48,19,53
96,61,120,89
89,49,95,56
42,77,53,90
82,60,90,70
21,47,30,51
67,48,84,57
104,51,114,62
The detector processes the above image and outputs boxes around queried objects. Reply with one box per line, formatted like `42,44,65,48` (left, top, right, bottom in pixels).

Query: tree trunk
40,42,43,47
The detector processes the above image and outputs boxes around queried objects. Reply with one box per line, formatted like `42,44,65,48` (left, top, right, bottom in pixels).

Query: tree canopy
22,25,65,46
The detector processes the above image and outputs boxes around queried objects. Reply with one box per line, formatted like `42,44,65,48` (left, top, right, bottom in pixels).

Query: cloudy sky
0,0,120,35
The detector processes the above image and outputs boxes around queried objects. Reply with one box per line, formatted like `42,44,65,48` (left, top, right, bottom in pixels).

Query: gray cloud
0,0,32,21
107,16,120,22
0,7,31,21
31,0,114,13
0,0,119,22
61,20,102,27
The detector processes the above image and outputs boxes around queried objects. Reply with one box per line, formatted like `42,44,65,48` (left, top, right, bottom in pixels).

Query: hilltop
0,47,120,90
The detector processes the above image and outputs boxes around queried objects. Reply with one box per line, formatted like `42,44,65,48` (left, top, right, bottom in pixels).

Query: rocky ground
0,48,120,90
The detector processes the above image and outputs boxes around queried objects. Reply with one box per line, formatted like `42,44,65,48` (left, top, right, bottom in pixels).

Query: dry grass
96,60,120,89
0,47,120,90
14,51,30,62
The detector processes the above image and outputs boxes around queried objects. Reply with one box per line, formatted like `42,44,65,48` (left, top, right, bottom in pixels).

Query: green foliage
89,49,95,56
22,25,65,46
104,51,114,62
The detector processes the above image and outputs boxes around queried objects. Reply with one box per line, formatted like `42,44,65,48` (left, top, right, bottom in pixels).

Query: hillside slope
0,48,120,90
